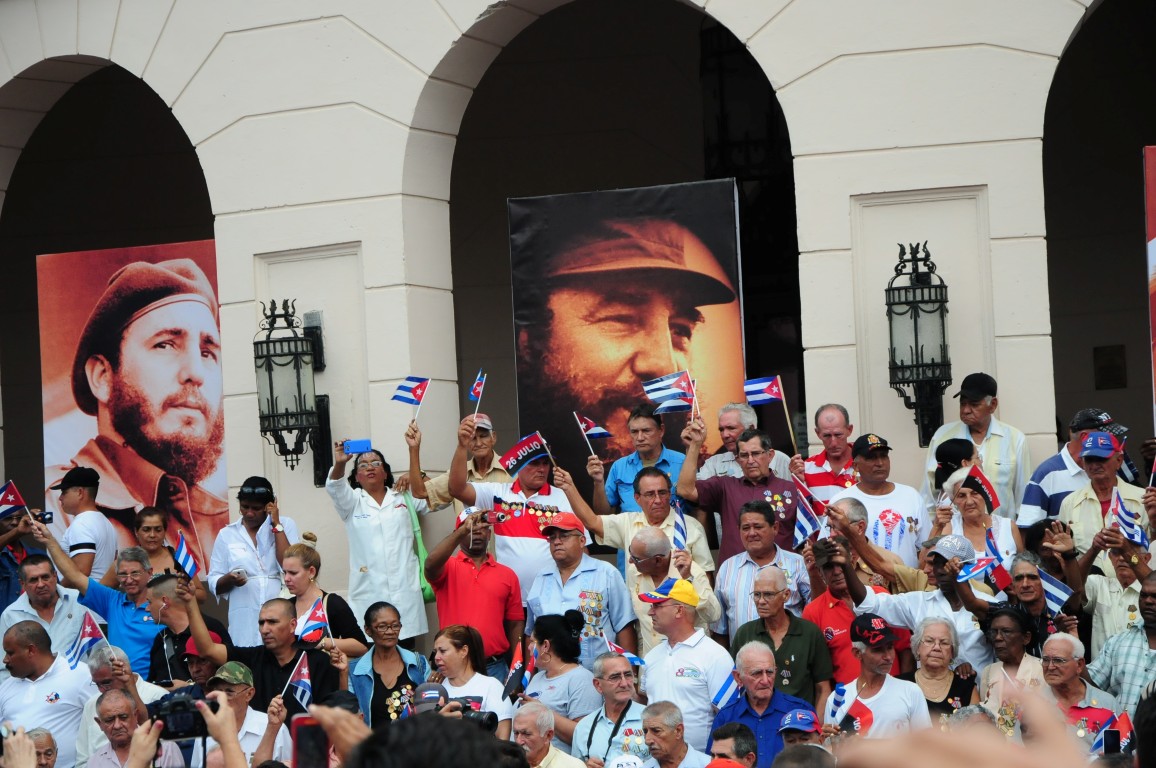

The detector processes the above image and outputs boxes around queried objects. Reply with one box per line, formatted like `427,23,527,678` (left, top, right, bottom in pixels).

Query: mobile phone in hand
291,715,330,768
344,439,372,454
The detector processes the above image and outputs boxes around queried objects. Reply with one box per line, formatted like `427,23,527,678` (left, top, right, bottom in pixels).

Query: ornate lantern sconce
885,241,951,447
253,300,332,483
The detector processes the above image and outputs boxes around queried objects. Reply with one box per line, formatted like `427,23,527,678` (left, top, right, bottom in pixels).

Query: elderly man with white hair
708,641,814,768
1040,632,1117,746
731,566,832,709
698,403,792,482
514,701,586,768
76,646,168,768
641,701,711,768
28,728,57,768
628,527,721,655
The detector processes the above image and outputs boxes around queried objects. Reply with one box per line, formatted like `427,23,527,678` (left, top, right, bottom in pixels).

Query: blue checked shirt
1086,621,1156,716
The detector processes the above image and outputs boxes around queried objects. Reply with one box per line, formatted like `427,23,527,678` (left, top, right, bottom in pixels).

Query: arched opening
1044,0,1156,440
0,63,214,488
447,0,799,481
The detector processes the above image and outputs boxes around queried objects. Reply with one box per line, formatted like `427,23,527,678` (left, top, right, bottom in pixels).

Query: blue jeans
486,657,509,683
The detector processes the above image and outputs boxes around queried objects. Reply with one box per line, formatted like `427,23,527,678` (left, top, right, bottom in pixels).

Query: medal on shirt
1076,718,1087,739
1129,604,1138,622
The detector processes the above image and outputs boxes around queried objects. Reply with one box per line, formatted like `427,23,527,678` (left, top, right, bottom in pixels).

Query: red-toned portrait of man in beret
43,255,228,570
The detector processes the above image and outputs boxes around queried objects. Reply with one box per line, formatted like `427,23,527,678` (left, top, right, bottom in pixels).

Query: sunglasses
239,487,272,497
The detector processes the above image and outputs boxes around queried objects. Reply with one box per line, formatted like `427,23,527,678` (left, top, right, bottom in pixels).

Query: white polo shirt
0,587,98,681
191,706,292,765
640,629,734,752
0,654,93,768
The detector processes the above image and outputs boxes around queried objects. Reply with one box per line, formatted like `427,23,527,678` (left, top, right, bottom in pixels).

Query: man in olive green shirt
731,565,833,708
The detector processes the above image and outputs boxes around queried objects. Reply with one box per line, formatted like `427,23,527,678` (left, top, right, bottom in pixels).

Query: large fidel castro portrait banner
38,240,226,571
509,179,746,489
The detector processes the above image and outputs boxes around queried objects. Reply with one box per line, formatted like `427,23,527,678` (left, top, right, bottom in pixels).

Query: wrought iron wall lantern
253,300,332,483
885,241,951,447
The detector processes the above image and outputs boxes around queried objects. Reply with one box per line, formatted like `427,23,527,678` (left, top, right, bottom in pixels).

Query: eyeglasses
919,638,953,648
1041,656,1073,667
357,461,384,469
639,490,672,500
240,487,271,496
737,451,767,461
545,530,580,541
117,570,148,580
217,686,252,699
371,622,402,633
629,552,664,565
602,671,635,683
751,589,788,601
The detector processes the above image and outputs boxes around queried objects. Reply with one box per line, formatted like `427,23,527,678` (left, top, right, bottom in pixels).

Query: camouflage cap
207,661,254,688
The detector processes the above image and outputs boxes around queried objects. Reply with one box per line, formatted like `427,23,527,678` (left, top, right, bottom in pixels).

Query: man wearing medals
1040,632,1117,746
571,652,649,766
829,434,928,569
449,415,576,604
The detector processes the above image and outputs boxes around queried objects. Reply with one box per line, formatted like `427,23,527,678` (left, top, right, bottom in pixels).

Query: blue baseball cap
1080,431,1123,459
779,708,820,733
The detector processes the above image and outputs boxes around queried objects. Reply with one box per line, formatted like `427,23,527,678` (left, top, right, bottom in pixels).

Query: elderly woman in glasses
899,617,978,728
978,605,1045,735
350,601,430,727
327,441,430,645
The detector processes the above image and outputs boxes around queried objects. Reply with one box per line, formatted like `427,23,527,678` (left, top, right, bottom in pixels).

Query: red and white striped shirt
803,450,857,503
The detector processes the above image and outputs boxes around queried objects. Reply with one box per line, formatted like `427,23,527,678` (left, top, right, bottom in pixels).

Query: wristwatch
272,522,285,533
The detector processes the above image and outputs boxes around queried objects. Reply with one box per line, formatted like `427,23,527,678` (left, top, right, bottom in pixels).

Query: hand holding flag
0,480,28,521
173,531,198,579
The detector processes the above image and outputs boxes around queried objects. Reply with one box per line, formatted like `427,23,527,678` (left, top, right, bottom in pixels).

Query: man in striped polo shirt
789,404,857,504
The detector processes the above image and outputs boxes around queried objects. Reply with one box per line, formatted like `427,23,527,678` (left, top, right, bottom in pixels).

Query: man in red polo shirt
803,538,911,684
425,506,524,681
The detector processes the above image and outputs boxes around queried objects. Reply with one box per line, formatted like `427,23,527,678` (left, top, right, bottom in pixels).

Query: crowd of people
2,372,1156,768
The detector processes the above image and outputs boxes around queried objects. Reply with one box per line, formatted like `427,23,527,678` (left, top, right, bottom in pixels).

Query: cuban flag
642,371,694,414
956,557,998,582
1089,714,1119,754
503,644,537,698
984,529,1012,591
603,632,645,666
792,475,826,517
498,431,549,475
1117,712,1135,752
1039,567,1075,617
297,597,328,639
65,613,105,669
712,671,742,709
827,682,846,720
1113,491,1150,548
391,376,430,405
576,413,611,439
173,531,198,579
744,375,784,406
0,480,28,520
672,499,688,551
468,369,485,402
286,653,313,708
794,499,822,549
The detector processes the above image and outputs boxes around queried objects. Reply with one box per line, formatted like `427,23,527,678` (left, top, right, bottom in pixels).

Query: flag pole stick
573,412,595,455
689,370,700,420
473,374,486,417
541,433,558,468
413,397,423,424
778,376,797,455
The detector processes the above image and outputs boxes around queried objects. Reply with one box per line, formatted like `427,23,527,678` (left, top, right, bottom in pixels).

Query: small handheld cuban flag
956,557,998,582
1089,714,1119,754
672,499,688,551
65,613,106,669
284,653,313,708
575,413,611,440
173,531,198,579
984,528,1012,591
744,375,784,406
391,376,430,406
793,498,822,549
1113,490,1150,548
603,632,645,666
0,480,28,521
468,369,486,402
642,371,694,413
827,682,846,720
1038,567,1075,617
297,597,329,639
503,643,537,699
712,671,741,709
